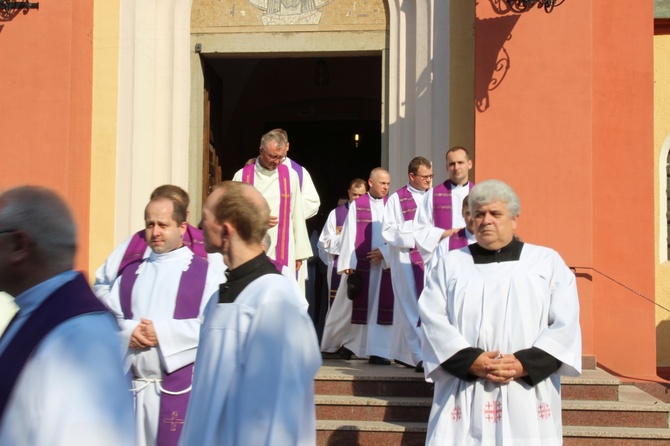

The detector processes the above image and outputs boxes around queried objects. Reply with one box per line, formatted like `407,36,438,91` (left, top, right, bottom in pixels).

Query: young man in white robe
179,181,321,446
381,156,433,372
419,179,582,445
101,196,224,446
93,184,225,303
321,168,394,364
414,146,474,271
0,186,135,446
233,129,313,297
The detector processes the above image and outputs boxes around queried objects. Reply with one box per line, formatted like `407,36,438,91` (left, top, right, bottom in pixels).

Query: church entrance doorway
200,54,383,227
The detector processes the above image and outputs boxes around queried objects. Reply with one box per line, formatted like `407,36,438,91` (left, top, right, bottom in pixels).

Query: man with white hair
419,179,582,445
0,186,135,446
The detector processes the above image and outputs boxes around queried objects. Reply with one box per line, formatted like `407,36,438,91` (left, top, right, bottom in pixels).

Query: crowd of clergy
0,131,581,446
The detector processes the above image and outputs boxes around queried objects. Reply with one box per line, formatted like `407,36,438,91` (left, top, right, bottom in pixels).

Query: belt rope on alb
131,375,192,395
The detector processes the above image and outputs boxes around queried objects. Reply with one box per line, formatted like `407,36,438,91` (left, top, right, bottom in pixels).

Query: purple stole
329,203,349,306
0,273,110,421
289,158,304,189
351,194,394,326
120,252,208,446
432,181,474,250
118,224,207,275
242,163,291,271
449,228,469,250
396,186,425,297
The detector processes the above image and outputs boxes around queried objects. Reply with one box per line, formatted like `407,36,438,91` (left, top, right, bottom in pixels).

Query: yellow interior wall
89,0,120,277
654,33,670,367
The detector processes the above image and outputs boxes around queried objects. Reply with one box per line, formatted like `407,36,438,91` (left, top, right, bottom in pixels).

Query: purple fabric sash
242,163,291,271
449,228,469,250
289,158,304,189
351,194,394,326
0,273,110,421
329,203,349,306
396,186,425,296
432,181,474,229
120,253,208,446
118,224,207,276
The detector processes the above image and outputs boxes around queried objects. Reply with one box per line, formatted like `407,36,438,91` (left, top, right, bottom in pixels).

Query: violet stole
118,224,208,275
329,202,349,306
432,181,473,249
120,256,208,446
242,163,291,271
449,228,469,250
0,273,109,421
351,194,394,325
396,186,424,296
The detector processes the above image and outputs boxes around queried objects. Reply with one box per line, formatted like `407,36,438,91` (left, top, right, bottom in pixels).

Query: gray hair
0,186,77,262
469,179,521,218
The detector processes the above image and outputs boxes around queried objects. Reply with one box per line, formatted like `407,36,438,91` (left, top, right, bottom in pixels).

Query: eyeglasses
0,229,17,235
412,173,434,180
261,149,286,162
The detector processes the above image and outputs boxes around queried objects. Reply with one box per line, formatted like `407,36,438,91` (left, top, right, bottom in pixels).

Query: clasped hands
129,318,158,349
469,350,527,384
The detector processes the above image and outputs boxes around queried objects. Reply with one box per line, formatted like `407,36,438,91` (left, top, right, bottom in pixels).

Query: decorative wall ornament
491,0,565,14
248,0,333,25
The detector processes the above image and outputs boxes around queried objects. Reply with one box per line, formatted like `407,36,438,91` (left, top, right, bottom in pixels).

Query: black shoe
394,359,413,368
415,361,424,373
369,355,391,365
339,347,353,360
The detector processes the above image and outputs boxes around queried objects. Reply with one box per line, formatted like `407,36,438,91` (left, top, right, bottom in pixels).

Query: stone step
561,368,621,401
315,395,431,422
315,359,431,398
563,426,670,445
316,420,426,446
563,385,670,428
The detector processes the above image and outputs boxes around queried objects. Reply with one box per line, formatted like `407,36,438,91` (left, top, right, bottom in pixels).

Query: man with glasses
233,129,312,297
382,156,433,372
0,186,135,446
414,146,474,271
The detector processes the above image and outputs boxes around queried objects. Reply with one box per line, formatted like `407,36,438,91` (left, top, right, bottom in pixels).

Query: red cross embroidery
451,406,462,421
484,401,502,423
163,410,185,431
538,403,552,420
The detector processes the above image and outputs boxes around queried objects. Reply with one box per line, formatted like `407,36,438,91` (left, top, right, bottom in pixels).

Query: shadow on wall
475,13,520,112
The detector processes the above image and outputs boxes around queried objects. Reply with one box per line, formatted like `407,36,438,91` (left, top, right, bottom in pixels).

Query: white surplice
414,182,470,269
283,157,320,219
0,271,135,446
381,184,426,366
178,274,321,446
102,247,224,446
233,160,313,294
419,244,582,446
93,232,226,304
317,205,346,294
320,193,393,358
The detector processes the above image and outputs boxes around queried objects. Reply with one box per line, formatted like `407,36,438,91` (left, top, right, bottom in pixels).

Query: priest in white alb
381,156,432,372
321,168,394,365
179,181,321,446
419,179,582,445
233,129,312,296
414,146,474,271
101,195,224,446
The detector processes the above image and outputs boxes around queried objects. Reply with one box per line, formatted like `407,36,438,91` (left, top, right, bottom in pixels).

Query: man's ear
179,221,187,236
8,230,33,263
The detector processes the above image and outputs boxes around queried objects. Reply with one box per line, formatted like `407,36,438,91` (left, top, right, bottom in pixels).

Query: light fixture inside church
354,133,360,148
503,0,564,13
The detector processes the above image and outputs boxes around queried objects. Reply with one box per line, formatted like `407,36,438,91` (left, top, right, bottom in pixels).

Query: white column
115,0,193,241
387,0,450,189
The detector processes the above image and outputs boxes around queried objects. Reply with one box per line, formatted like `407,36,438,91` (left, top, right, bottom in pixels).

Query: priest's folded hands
469,350,527,384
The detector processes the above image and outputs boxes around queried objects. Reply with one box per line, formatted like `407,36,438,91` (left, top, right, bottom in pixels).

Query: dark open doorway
201,54,383,223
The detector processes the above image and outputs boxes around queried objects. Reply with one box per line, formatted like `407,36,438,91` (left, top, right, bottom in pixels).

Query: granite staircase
315,357,670,446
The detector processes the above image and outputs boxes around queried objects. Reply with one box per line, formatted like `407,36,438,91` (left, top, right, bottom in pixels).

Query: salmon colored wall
0,2,94,275
474,2,655,377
